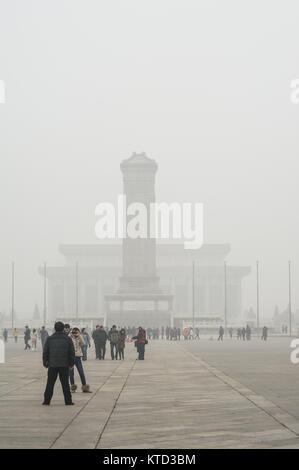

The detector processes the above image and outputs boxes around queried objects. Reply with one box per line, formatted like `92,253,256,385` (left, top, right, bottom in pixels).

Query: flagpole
43,262,47,326
289,260,292,337
192,261,195,331
256,260,260,335
11,261,15,330
224,261,227,332
76,262,79,322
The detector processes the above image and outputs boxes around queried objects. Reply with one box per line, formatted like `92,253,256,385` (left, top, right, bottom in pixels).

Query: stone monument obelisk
105,152,173,327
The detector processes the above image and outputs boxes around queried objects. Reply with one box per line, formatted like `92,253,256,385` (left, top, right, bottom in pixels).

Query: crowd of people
1,323,271,348
1,326,49,349
91,324,148,361
0,320,273,407
217,325,269,341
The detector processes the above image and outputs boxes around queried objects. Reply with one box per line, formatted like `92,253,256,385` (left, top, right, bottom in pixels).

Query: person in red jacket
132,326,147,360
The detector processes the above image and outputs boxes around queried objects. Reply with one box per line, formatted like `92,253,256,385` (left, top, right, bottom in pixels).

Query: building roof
59,242,231,257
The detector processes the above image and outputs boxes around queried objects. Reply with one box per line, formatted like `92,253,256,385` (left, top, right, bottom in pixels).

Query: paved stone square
1,338,299,448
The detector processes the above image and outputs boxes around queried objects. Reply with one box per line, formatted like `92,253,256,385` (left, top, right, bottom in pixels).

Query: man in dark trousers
108,325,119,360
24,325,31,350
42,321,75,406
92,325,100,359
261,326,268,341
218,325,224,341
40,326,49,350
92,325,108,359
98,325,108,360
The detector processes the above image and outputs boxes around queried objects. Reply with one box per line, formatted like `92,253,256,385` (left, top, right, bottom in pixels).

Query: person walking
42,321,75,406
24,326,31,350
117,328,126,360
69,327,92,393
92,325,101,359
261,326,268,341
3,328,8,342
242,327,246,341
98,325,108,360
40,326,49,350
13,328,18,343
108,325,119,360
92,325,108,359
218,326,224,341
132,326,147,360
166,326,170,340
31,329,37,351
81,328,91,361
245,324,251,341
183,327,189,340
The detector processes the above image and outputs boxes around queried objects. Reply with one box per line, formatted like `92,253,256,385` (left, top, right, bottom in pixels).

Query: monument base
105,293,173,328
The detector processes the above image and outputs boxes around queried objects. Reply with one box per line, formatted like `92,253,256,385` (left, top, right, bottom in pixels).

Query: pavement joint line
95,357,137,449
180,345,299,438
0,378,42,399
48,359,134,449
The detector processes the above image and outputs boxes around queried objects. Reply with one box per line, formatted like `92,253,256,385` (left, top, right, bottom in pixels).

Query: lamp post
192,261,195,331
75,262,79,322
224,261,227,332
256,260,260,335
11,261,15,330
43,262,47,327
289,260,292,337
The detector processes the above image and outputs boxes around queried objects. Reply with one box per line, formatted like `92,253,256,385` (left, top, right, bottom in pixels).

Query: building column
204,280,209,315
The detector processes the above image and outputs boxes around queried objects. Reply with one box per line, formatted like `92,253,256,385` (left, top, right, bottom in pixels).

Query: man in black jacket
108,325,119,360
42,321,75,405
92,325,108,360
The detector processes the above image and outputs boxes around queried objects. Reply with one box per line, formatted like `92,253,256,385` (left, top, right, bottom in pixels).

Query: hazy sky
0,0,298,318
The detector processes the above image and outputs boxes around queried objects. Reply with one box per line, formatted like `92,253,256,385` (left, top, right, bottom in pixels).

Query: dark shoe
65,402,75,405
42,402,50,405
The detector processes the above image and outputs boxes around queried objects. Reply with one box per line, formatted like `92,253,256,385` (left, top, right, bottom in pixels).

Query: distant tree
33,304,40,320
